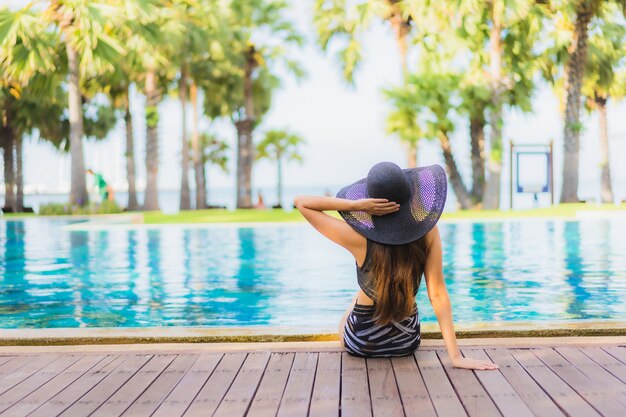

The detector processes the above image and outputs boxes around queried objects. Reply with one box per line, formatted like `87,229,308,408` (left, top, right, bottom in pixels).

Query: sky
10,0,626,205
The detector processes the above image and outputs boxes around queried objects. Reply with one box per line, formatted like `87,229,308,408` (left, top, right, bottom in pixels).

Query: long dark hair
369,236,429,324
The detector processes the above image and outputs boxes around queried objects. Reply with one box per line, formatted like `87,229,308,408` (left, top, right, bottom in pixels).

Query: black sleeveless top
356,238,421,301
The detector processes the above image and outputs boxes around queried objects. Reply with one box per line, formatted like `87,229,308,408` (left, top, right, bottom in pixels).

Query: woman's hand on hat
451,356,499,371
354,198,400,216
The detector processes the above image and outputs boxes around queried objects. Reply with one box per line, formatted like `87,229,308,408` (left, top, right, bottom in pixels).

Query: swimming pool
1,217,625,329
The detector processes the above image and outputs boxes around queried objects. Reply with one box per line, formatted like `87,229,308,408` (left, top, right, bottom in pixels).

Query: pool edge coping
1,337,626,354
2,321,626,346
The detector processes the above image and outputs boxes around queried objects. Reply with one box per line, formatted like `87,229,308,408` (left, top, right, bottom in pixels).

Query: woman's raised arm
294,195,398,257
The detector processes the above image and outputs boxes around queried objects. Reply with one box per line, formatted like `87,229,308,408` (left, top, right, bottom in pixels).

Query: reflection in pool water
0,217,625,328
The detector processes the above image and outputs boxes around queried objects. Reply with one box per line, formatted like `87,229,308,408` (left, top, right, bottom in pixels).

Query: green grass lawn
139,208,306,224
3,202,625,224
139,202,626,224
0,212,36,218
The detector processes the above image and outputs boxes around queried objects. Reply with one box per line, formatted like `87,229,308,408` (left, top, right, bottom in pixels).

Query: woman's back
355,237,429,325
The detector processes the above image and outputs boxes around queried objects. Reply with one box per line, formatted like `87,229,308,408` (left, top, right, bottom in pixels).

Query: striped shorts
343,303,421,358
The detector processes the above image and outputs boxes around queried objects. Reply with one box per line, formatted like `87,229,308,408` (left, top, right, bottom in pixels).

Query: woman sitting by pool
295,162,498,370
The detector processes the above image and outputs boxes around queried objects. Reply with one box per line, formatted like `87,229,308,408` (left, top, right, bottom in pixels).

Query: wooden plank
415,350,466,417
0,354,105,416
366,358,404,417
460,349,533,417
0,354,59,396
213,352,271,417
340,353,372,417
534,348,626,415
151,354,222,417
484,349,564,417
581,346,626,383
309,352,341,417
557,347,626,406
436,350,501,417
184,353,247,417
391,355,436,417
0,356,34,381
122,354,198,417
605,346,626,365
29,355,123,417
0,356,14,368
0,354,80,413
276,352,317,417
509,349,600,417
88,354,175,417
247,352,294,417
58,354,153,417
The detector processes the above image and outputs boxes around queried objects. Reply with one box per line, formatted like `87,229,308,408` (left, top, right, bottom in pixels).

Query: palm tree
89,2,159,211
202,0,303,209
557,0,626,203
85,67,139,210
314,0,419,167
1,99,17,212
188,53,232,210
189,80,205,209
458,80,491,206
128,3,183,211
385,70,475,209
581,8,626,203
452,0,544,209
42,0,125,206
3,83,115,212
171,0,226,210
173,1,197,211
256,129,305,208
197,132,229,208
0,5,58,212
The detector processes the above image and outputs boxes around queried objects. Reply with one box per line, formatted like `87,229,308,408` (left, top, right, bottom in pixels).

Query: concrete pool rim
2,320,626,346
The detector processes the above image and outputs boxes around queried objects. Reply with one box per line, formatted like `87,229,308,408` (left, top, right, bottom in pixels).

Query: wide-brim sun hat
336,162,447,245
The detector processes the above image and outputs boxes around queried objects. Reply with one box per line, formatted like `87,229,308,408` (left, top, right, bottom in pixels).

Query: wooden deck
0,343,625,416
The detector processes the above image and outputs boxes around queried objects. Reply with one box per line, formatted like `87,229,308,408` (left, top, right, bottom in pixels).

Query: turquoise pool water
1,217,625,328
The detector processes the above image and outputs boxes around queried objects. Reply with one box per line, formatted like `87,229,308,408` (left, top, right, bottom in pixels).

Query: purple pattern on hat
343,182,374,228
419,169,435,209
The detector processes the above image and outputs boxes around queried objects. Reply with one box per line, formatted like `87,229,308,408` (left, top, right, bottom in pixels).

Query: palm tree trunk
277,156,283,208
560,6,593,203
236,119,254,208
470,112,486,204
483,2,503,210
389,1,416,168
190,82,206,209
438,131,473,209
236,49,256,209
403,142,417,168
179,66,191,210
595,95,613,203
15,135,23,212
66,42,88,206
201,162,208,206
1,123,16,212
143,68,160,211
124,87,139,211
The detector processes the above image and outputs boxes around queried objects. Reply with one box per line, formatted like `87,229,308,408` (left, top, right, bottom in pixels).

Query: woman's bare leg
338,294,359,348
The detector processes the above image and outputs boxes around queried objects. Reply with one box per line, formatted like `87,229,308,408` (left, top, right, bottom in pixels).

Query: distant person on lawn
86,169,114,203
295,162,498,369
255,191,266,209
